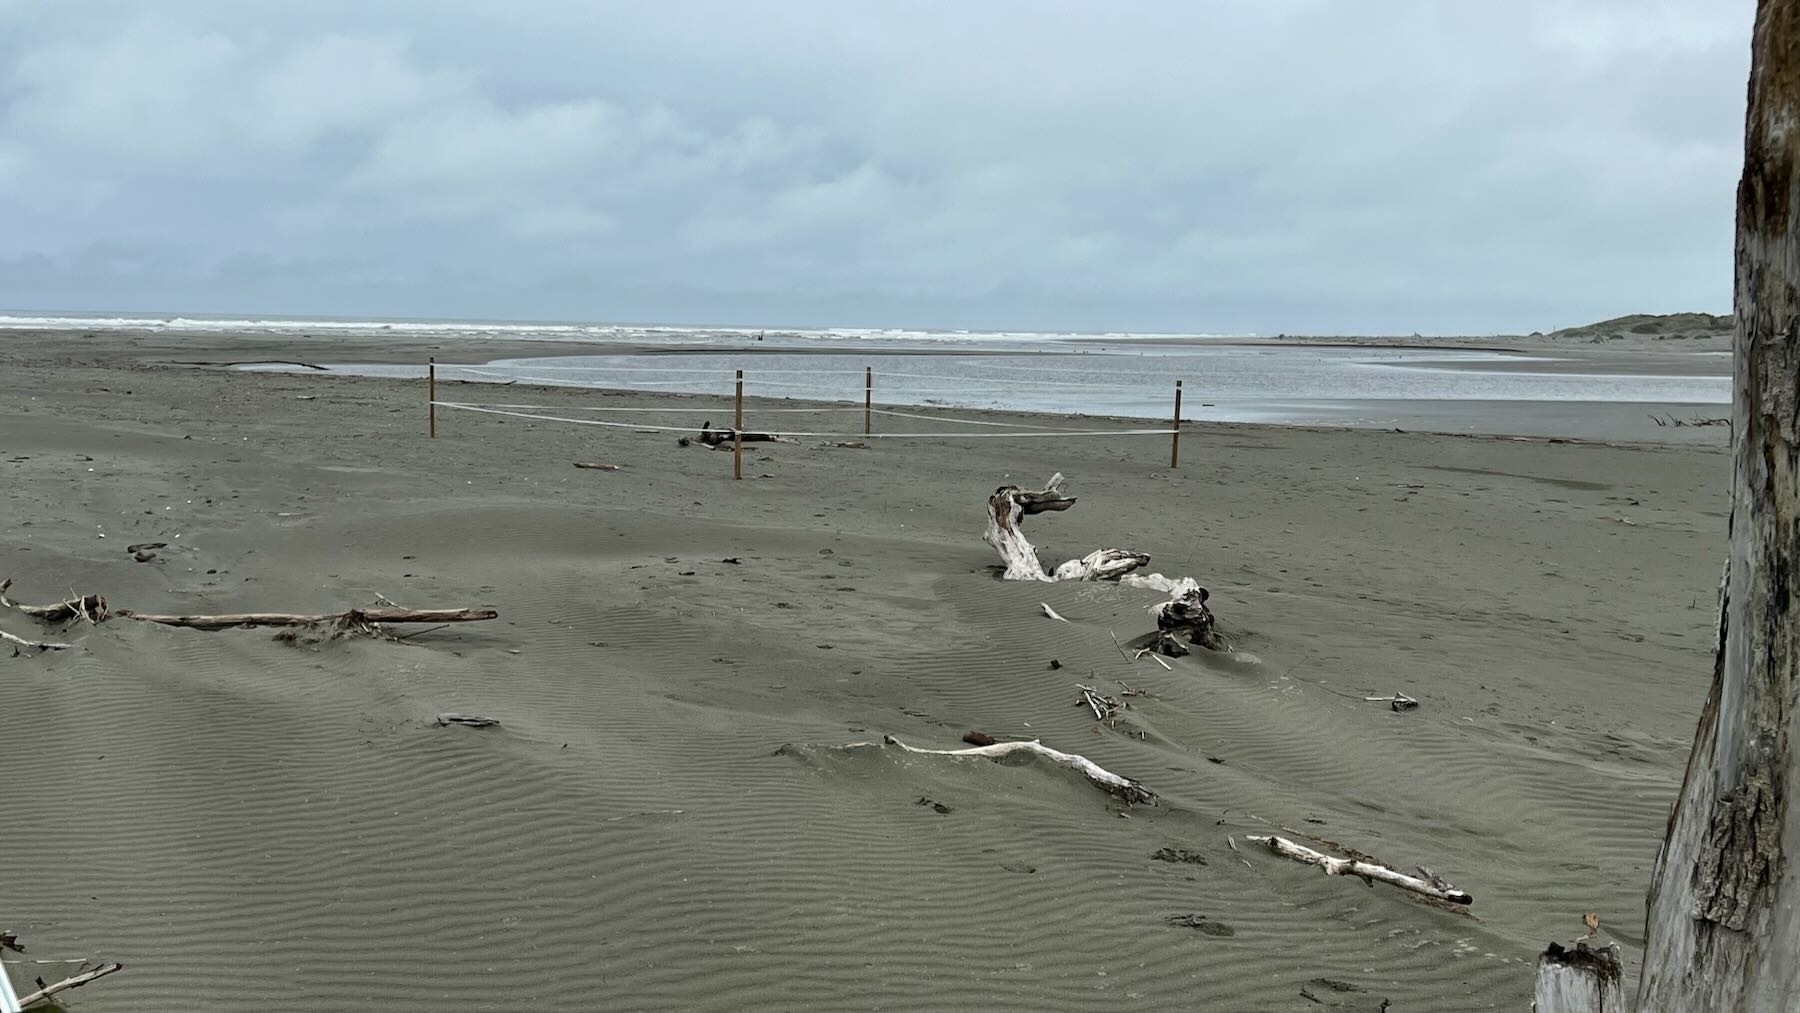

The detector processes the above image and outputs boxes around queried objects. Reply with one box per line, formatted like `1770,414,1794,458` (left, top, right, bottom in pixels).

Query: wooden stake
1169,379,1182,469
428,356,437,438
864,366,873,436
733,369,744,481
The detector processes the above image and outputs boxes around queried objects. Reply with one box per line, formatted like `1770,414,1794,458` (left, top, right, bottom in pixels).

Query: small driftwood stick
115,607,499,631
1533,941,1623,1012
572,462,623,471
1,627,70,652
1246,834,1473,905
883,733,1155,805
16,961,125,1008
0,579,108,624
436,713,501,728
1366,692,1419,712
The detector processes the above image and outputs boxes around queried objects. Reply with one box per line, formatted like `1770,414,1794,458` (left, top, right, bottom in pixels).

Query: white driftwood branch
1,626,69,652
1245,834,1472,905
1533,942,1623,1012
16,961,125,1008
1051,548,1154,581
883,734,1155,805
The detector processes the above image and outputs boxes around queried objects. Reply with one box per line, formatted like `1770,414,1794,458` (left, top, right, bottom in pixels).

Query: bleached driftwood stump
1533,942,1622,1012
984,474,1221,649
984,473,1150,581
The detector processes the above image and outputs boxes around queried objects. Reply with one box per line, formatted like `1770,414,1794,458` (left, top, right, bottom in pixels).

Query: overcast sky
0,1,1755,334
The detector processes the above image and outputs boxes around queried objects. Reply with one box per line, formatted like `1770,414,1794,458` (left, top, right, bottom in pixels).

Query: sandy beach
1,328,1725,1010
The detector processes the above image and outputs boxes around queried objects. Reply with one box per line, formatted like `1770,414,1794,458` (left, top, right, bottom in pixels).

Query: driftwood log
696,421,780,447
116,607,498,632
1533,942,1623,1013
0,579,498,640
883,734,1155,805
1245,834,1472,905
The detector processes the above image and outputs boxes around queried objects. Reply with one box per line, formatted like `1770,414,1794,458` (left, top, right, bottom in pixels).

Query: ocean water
4,313,1730,439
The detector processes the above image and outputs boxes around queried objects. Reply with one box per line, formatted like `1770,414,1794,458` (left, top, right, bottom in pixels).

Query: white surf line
433,401,1175,438
444,402,860,415
869,407,1081,431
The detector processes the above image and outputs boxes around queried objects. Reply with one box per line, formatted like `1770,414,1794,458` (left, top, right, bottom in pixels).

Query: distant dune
1539,312,1732,344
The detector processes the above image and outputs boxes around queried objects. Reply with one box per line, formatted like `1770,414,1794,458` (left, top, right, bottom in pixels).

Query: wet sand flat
0,329,1726,1010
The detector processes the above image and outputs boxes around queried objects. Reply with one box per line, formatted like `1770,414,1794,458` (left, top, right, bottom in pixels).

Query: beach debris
572,462,624,471
1077,683,1124,724
124,542,167,554
962,730,997,746
882,733,1155,805
1245,833,1472,905
1164,914,1235,936
436,712,501,728
15,961,127,1009
697,421,791,447
1150,582,1221,651
1,626,70,653
818,441,870,450
0,579,109,624
1,930,21,952
1534,941,1623,1013
1152,847,1208,866
1040,602,1070,622
1648,413,1730,428
1365,692,1419,712
915,796,953,814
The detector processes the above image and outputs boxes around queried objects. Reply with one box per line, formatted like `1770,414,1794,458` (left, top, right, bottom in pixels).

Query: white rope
441,364,1111,395
433,401,1175,438
868,407,1077,431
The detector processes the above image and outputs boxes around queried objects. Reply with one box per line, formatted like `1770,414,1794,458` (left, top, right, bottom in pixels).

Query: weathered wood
572,462,623,471
883,733,1155,805
1150,582,1219,650
115,607,498,631
1534,942,1623,1013
984,473,1149,582
1246,834,1472,905
0,579,108,623
16,961,124,1009
1638,4,1800,1009
0,626,69,652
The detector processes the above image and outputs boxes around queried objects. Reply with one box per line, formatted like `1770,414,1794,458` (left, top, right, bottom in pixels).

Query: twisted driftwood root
985,473,1150,582
982,476,1224,650
883,733,1155,805
1150,581,1220,651
1246,833,1472,905
0,579,108,623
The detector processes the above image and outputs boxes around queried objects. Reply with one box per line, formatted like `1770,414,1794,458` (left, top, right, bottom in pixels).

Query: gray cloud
0,1,1754,332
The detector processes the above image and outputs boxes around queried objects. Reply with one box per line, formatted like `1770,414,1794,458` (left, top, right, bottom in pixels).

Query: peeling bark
1638,3,1800,1007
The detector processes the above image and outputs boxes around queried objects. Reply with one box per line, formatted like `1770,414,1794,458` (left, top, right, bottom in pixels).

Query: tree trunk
1638,3,1800,1007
